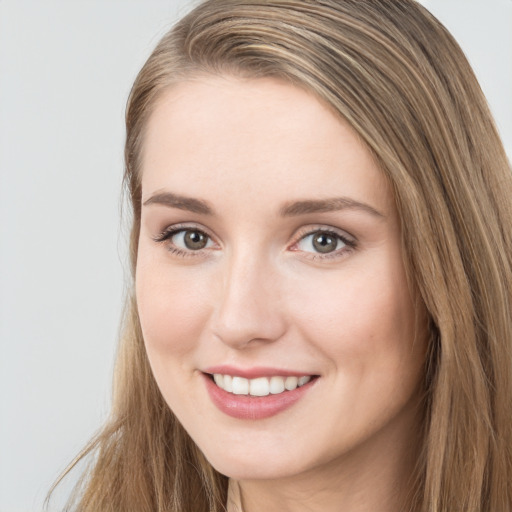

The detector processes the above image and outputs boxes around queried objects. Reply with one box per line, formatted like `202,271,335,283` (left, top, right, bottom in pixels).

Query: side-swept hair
50,1,512,510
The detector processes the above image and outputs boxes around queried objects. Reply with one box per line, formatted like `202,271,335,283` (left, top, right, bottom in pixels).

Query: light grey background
0,1,510,511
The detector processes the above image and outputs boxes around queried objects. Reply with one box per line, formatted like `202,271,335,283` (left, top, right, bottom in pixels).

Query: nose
211,251,287,349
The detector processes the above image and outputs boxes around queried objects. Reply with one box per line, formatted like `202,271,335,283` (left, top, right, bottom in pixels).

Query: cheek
286,262,426,449
289,260,422,379
135,256,213,360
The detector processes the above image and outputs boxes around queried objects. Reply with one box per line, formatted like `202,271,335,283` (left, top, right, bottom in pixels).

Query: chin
209,459,299,481
197,440,312,481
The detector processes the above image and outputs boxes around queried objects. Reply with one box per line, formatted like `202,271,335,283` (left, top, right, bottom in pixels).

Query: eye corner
151,224,219,258
289,226,357,261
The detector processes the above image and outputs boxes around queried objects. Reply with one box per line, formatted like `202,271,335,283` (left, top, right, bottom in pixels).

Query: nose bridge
212,244,286,348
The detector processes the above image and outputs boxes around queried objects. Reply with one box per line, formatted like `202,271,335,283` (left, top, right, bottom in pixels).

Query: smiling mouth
209,374,316,396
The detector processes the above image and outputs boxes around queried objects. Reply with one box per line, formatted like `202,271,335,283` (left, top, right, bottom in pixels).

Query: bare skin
137,75,427,512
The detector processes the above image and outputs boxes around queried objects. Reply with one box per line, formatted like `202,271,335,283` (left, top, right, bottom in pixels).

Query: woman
50,0,512,510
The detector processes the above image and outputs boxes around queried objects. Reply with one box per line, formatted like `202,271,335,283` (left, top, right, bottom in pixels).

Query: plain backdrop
0,1,510,511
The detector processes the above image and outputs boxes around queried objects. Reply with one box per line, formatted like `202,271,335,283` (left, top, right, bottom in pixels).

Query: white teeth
223,374,233,392
269,376,285,394
250,377,270,396
212,373,313,396
232,376,249,395
284,376,298,390
298,376,311,387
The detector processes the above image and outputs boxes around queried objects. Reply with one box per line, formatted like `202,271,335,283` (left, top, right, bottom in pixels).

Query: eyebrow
143,191,213,215
280,197,384,218
143,191,384,219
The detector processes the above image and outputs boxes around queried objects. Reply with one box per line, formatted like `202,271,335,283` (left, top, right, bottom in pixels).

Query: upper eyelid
152,223,357,249
155,222,354,236
292,224,356,244
155,223,216,241
152,225,217,257
289,229,356,256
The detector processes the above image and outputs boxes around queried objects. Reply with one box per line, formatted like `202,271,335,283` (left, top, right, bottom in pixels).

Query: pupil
184,230,207,250
313,233,337,253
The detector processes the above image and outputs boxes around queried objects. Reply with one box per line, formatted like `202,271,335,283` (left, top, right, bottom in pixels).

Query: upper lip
203,365,316,379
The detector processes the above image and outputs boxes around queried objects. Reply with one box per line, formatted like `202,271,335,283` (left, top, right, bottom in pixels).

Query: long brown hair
49,1,512,510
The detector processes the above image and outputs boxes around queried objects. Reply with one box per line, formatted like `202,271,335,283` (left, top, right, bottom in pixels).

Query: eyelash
292,227,356,260
152,224,357,260
152,224,214,258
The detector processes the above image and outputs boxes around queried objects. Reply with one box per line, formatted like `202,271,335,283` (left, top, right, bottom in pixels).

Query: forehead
141,75,392,216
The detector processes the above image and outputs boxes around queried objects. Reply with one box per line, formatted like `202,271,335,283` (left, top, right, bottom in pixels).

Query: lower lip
203,374,316,420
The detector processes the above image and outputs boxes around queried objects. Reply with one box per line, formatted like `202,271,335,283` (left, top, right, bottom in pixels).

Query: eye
153,226,215,254
173,229,211,250
295,229,354,256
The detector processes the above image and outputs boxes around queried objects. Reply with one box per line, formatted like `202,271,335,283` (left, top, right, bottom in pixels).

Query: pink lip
202,372,317,420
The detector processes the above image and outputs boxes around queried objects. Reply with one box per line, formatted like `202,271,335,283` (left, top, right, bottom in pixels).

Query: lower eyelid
167,246,204,258
153,226,355,259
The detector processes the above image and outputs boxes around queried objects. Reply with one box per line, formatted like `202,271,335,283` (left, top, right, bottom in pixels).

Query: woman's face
136,76,426,482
